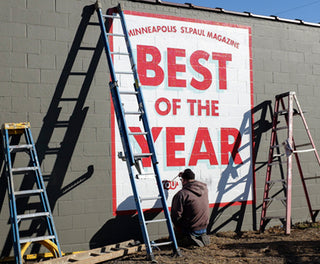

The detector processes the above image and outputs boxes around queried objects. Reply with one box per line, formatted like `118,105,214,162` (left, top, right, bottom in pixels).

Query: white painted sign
110,11,254,214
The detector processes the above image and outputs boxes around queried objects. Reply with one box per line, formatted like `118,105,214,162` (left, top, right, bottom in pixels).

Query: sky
166,0,320,23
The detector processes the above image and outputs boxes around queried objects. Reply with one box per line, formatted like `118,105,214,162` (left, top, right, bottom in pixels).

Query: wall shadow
90,187,170,248
0,4,99,257
208,100,273,234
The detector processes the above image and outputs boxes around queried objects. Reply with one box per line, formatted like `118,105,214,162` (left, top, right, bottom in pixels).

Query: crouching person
171,168,210,247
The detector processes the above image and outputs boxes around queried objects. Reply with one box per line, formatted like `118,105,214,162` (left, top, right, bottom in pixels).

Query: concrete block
12,96,41,113
41,40,68,56
0,96,12,112
12,37,40,54
56,0,83,14
58,229,85,245
28,83,55,98
84,199,112,214
72,213,100,229
59,200,85,216
0,68,10,82
0,22,26,37
0,52,26,68
27,25,55,40
12,68,40,83
53,215,73,230
27,0,55,11
56,28,76,42
40,12,68,28
0,37,11,52
263,59,280,72
40,69,60,84
28,54,55,69
12,7,40,24
288,51,304,63
83,142,110,156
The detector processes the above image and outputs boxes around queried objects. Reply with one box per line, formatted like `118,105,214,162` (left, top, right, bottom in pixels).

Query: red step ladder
260,91,320,234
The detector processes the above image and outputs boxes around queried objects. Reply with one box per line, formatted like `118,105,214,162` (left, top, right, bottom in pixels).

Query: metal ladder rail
95,2,135,167
292,94,320,221
24,126,62,256
95,2,180,260
279,92,319,228
2,127,21,264
116,5,180,256
259,97,288,231
95,4,152,257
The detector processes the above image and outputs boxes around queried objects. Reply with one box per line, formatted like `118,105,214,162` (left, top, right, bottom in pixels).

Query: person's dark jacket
171,180,209,233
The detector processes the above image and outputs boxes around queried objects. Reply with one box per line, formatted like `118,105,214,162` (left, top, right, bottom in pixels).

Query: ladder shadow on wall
0,4,99,257
208,100,273,234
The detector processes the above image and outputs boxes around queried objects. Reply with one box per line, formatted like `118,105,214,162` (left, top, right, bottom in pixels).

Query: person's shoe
200,234,210,246
188,234,204,247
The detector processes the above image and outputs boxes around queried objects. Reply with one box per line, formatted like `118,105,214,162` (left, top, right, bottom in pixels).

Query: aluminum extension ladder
260,91,320,234
2,122,62,264
95,1,180,261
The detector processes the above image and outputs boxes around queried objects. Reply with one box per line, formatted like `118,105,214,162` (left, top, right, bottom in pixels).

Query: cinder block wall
1,0,320,256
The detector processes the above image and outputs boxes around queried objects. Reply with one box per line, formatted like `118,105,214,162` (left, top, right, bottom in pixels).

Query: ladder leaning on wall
2,122,62,264
259,91,320,234
95,1,181,261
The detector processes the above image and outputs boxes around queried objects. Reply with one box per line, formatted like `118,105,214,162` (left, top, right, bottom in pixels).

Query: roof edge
128,0,320,27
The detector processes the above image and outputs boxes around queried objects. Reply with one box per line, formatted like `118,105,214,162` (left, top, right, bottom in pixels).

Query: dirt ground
108,222,320,264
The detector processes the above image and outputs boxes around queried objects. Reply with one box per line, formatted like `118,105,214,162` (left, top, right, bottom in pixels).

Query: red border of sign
111,10,255,215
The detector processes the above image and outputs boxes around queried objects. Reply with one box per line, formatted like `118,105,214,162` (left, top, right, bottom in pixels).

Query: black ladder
95,1,180,261
260,91,320,234
2,122,61,264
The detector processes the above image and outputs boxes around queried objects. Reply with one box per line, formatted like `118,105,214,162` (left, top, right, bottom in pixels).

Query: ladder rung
69,72,87,75
275,110,288,115
151,241,173,247
115,71,134,75
145,219,167,224
303,176,320,180
273,126,288,131
20,235,55,244
14,189,44,197
134,153,152,158
273,153,284,157
17,212,50,221
106,33,125,37
129,132,148,135
140,196,161,201
102,14,120,19
293,148,315,153
125,111,142,115
119,91,138,95
12,167,39,174
312,209,320,212
270,145,280,149
111,51,130,56
9,144,33,153
136,173,156,179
